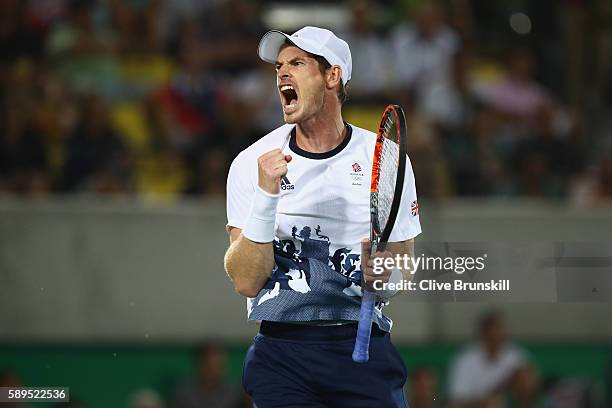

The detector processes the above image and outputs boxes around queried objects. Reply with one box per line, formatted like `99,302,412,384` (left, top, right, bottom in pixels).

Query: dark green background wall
1,343,610,407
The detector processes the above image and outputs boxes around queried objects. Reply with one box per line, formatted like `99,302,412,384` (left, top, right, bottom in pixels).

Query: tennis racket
352,104,407,363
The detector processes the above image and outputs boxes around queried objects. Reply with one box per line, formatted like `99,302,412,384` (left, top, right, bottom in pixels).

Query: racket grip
352,290,377,363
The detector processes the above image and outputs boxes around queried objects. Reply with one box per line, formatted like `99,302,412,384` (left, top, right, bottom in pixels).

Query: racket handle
352,290,377,363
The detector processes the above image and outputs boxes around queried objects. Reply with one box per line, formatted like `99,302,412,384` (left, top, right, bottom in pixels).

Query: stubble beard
283,81,325,125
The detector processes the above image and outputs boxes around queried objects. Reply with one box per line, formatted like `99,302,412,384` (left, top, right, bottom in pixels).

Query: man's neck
294,107,346,153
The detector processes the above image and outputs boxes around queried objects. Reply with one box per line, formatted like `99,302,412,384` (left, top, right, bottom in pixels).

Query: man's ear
326,66,342,90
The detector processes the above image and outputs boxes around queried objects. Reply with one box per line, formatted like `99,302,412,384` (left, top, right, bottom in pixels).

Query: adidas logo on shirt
280,176,295,190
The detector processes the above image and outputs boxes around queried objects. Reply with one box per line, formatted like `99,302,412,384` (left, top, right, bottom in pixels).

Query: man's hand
258,149,292,194
361,239,392,292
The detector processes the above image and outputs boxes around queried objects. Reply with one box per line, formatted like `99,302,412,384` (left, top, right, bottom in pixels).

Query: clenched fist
258,149,292,194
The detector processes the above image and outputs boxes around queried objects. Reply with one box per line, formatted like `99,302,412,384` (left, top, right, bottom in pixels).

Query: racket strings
376,117,400,232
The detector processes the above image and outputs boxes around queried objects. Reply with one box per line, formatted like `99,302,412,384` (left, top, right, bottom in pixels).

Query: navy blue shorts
242,321,409,408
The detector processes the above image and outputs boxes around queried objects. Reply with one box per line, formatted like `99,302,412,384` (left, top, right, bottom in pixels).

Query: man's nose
277,65,291,78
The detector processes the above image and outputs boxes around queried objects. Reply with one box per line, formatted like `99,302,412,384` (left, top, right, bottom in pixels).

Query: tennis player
225,26,421,407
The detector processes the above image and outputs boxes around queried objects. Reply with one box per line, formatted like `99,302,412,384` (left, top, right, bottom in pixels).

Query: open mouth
280,84,299,111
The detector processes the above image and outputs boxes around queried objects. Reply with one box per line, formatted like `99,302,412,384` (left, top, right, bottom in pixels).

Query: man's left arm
362,239,415,299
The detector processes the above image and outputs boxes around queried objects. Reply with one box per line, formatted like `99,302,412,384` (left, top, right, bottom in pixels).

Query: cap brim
258,30,291,64
258,30,322,64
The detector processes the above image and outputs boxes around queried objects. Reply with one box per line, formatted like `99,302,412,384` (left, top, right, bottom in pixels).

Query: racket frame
370,105,407,250
352,104,408,363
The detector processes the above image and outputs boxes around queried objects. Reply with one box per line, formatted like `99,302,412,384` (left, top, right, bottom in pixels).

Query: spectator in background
198,0,263,76
507,364,544,408
424,48,477,131
408,367,442,408
30,66,80,153
341,0,392,102
391,1,459,111
154,29,223,152
484,47,584,198
397,91,452,200
157,0,216,47
448,312,529,407
172,342,241,408
0,0,44,66
0,63,50,196
128,388,165,408
475,47,581,198
22,0,70,36
512,106,568,198
468,110,513,196
483,48,552,127
110,0,161,53
433,49,493,196
136,144,189,201
186,146,229,197
61,94,130,193
135,95,190,201
592,151,612,202
572,150,612,206
45,0,120,96
0,105,49,195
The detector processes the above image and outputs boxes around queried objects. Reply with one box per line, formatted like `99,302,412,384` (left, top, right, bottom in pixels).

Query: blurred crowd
1,0,612,203
410,312,597,408
1,312,600,407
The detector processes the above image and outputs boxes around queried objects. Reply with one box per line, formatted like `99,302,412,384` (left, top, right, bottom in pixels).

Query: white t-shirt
226,123,421,331
448,342,528,403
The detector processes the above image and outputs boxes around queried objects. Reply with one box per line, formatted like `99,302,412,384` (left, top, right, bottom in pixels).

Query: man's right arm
224,148,292,298
224,227,275,297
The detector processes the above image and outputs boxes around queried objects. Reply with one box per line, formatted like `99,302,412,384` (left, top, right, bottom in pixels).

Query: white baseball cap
258,26,352,85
